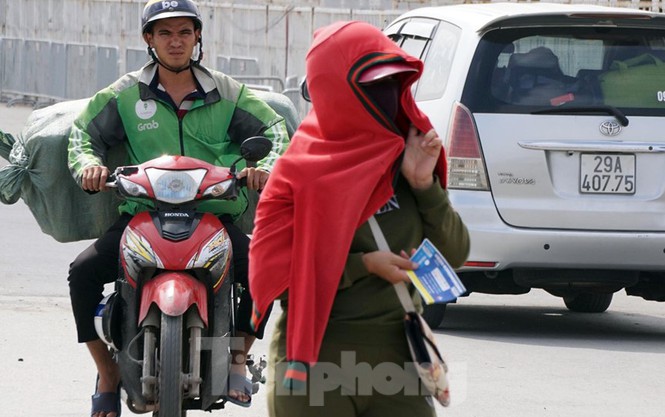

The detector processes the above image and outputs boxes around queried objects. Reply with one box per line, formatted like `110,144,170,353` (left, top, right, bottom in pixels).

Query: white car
385,2,665,326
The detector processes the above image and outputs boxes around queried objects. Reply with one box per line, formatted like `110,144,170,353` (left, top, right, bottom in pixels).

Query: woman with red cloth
249,20,470,416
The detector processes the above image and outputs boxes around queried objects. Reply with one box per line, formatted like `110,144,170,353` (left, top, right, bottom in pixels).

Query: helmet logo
599,120,622,136
162,1,178,10
135,99,158,120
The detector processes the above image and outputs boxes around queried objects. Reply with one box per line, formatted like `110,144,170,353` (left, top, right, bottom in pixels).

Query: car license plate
580,154,635,194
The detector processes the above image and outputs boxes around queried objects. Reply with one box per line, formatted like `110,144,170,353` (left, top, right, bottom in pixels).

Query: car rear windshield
463,27,665,116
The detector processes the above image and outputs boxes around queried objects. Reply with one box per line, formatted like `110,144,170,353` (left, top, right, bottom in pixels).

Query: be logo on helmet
161,0,179,8
144,0,179,10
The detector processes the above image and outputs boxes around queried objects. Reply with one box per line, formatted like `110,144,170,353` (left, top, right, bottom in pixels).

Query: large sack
0,91,299,242
0,99,124,242
253,89,301,139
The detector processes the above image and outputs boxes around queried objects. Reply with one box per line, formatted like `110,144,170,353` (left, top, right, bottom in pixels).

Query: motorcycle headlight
146,168,206,204
202,179,233,198
118,177,148,198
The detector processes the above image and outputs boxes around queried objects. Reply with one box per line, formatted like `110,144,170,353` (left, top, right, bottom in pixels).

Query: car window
386,19,434,57
414,22,461,101
387,18,460,101
464,27,665,115
399,36,428,59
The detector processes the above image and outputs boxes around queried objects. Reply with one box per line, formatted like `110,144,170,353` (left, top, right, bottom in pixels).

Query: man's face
144,17,200,69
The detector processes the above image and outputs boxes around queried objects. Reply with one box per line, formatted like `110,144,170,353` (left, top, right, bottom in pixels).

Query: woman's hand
401,125,442,190
362,250,418,284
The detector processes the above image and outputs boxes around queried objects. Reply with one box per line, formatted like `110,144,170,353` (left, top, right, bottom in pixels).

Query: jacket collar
137,61,219,104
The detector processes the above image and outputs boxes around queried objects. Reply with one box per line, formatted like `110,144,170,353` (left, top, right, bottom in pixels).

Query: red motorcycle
94,136,272,417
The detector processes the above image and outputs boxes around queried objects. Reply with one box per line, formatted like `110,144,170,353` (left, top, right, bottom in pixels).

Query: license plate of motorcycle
579,154,635,194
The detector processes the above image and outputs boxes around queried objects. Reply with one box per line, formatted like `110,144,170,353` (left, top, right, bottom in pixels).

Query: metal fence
1,0,664,115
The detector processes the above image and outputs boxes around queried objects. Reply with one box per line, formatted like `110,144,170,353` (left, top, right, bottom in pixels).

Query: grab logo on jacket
135,99,157,120
138,121,160,131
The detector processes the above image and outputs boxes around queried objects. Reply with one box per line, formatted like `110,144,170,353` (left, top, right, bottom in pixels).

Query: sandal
226,372,253,408
91,375,121,417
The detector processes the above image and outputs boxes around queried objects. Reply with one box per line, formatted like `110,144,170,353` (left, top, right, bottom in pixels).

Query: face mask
362,76,401,121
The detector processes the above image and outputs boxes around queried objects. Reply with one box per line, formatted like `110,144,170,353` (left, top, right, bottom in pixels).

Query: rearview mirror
300,77,311,102
240,136,273,163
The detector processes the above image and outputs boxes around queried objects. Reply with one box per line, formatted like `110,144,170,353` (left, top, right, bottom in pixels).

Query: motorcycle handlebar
105,172,117,188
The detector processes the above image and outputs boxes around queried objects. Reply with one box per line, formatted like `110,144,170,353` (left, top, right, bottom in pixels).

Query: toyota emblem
599,120,622,136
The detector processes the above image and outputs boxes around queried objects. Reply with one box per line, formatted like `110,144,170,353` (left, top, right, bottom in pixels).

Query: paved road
1,103,665,417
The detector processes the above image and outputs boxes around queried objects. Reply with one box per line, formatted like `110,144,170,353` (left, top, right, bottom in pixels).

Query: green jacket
68,62,289,219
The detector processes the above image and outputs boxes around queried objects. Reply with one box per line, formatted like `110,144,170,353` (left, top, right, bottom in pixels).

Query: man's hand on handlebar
237,167,269,191
81,165,111,192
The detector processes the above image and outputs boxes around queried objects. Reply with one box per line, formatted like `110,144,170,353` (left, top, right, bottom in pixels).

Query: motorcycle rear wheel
158,314,185,417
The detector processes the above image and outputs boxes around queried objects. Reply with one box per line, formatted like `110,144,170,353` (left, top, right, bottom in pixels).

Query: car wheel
563,293,613,313
422,304,447,328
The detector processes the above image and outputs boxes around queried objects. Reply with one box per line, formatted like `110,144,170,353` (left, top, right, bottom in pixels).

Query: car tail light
445,102,489,191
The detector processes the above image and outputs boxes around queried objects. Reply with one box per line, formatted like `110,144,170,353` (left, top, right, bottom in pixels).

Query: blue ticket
406,238,466,304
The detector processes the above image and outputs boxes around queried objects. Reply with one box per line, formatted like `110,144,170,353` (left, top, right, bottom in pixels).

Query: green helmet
141,0,202,34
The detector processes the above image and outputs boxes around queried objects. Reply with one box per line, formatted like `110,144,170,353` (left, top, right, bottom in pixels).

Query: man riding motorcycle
67,1,289,416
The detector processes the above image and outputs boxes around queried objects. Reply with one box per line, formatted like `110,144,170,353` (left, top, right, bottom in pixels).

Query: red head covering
248,20,446,384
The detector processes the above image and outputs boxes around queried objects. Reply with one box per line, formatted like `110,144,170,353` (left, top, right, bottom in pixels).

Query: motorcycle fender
138,272,209,327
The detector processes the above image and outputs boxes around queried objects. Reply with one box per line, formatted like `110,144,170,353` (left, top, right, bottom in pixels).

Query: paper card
406,238,466,304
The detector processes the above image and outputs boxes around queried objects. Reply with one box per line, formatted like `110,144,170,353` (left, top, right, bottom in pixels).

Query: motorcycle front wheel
158,313,185,417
